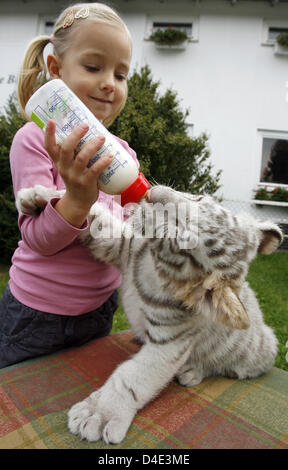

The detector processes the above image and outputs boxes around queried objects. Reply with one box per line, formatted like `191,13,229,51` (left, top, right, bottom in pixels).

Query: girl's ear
47,54,62,79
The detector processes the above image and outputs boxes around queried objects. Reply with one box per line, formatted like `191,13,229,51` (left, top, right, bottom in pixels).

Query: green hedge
110,66,221,195
0,95,25,263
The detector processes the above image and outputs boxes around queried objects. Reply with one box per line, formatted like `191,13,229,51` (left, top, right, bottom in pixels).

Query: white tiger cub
16,184,283,444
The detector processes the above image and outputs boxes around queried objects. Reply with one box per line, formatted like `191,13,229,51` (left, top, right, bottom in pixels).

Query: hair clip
75,6,90,20
62,9,74,29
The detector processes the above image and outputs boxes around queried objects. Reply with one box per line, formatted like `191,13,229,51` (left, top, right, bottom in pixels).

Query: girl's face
48,21,131,122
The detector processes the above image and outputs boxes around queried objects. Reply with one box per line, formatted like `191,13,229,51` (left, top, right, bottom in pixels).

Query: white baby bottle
25,79,150,206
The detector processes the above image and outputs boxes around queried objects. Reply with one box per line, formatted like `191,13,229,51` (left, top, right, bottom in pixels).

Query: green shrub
0,94,25,264
110,66,221,195
254,186,288,202
277,32,288,48
149,28,188,45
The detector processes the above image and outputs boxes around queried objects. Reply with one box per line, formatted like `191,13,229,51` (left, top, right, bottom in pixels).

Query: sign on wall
0,74,17,85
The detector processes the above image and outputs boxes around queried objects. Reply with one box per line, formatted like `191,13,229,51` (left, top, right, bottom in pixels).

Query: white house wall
0,0,288,220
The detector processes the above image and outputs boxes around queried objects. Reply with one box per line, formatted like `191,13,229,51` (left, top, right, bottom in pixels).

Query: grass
1,253,287,371
246,252,288,372
111,293,129,334
0,264,10,295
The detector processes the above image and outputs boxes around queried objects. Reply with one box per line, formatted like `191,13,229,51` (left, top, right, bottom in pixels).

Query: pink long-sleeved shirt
8,122,139,315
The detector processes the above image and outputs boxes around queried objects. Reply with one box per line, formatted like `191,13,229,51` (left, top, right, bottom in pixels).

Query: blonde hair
17,3,132,126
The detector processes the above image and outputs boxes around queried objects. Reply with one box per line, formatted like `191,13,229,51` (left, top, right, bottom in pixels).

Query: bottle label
31,112,45,129
29,85,131,183
96,145,129,185
32,85,101,146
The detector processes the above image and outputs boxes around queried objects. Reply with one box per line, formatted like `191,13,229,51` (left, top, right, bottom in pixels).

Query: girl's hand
44,119,113,227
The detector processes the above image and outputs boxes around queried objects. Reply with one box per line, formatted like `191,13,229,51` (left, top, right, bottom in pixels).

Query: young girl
0,3,138,368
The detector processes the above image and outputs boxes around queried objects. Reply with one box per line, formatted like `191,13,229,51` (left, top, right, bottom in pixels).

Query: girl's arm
44,120,113,228
10,122,111,255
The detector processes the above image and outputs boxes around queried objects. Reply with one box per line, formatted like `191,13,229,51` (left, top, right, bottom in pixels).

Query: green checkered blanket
1,331,287,449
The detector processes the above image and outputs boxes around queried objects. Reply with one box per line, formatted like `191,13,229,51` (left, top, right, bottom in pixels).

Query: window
262,20,288,45
146,15,199,42
44,21,55,35
260,137,288,186
152,22,193,38
37,17,56,35
268,27,288,42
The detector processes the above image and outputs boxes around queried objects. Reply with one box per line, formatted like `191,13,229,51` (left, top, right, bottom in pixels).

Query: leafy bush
254,186,288,202
149,27,188,45
0,94,25,263
0,66,221,263
277,32,288,48
110,66,221,194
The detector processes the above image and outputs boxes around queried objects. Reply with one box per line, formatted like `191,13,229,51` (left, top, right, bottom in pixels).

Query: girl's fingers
60,123,90,165
73,135,106,171
45,121,109,187
87,153,114,181
44,120,59,161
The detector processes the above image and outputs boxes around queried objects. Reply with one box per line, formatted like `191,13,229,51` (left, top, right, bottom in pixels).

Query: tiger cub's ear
212,286,250,330
258,222,283,254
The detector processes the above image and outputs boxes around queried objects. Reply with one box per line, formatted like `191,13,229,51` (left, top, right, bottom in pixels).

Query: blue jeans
0,284,118,368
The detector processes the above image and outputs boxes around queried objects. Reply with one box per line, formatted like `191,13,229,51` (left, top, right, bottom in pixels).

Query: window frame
145,14,199,42
37,16,56,35
256,129,288,189
261,19,288,46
